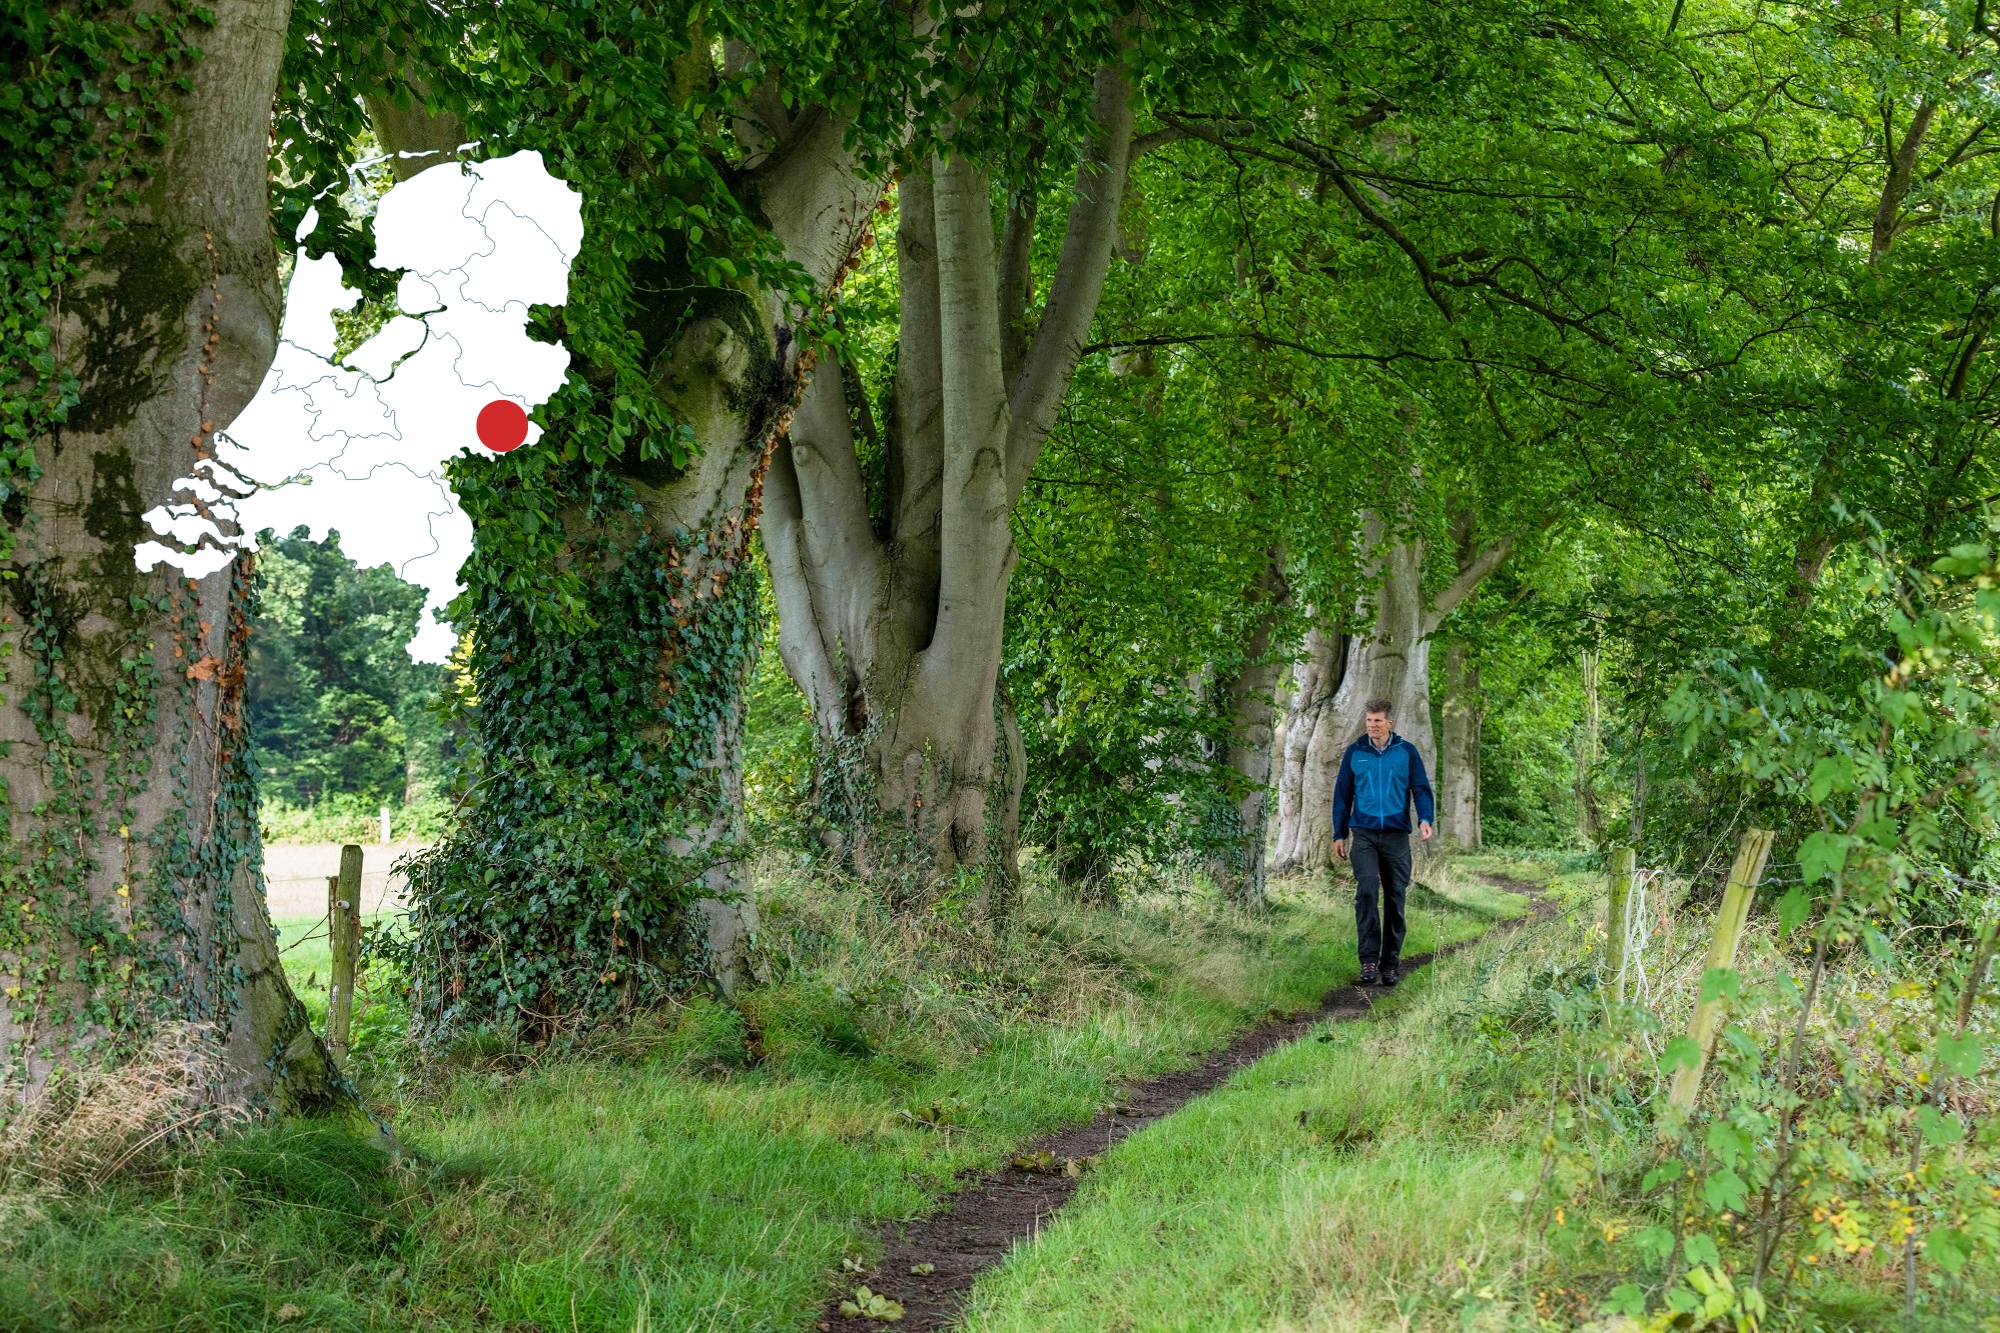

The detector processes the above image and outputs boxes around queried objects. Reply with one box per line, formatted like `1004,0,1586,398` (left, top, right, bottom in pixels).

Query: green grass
957,853,1556,1333
270,912,406,1060
0,858,1503,1332
956,855,2000,1333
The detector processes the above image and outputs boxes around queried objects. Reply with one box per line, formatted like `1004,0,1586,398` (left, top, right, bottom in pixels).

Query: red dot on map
476,399,530,452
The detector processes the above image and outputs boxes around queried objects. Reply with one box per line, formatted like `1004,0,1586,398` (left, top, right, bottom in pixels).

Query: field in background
263,842,425,920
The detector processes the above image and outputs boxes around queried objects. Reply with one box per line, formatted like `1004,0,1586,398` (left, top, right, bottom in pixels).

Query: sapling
1900,916,1996,1319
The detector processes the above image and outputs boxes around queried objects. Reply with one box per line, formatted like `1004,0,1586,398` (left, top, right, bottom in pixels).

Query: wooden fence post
328,844,363,1065
1605,845,1636,1003
1665,828,1774,1119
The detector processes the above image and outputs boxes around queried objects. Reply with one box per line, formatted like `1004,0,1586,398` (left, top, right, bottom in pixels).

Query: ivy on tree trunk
2,0,345,1118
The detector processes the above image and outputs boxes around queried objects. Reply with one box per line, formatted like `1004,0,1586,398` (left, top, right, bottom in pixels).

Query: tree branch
930,151,1016,670
1425,537,1514,633
1871,99,1936,262
1004,61,1137,502
1283,139,1456,322
1080,331,1447,365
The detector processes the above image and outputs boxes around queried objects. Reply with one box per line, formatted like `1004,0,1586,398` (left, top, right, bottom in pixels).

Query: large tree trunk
1278,532,1433,871
370,70,880,1019
1272,515,1510,872
1208,553,1289,907
764,66,1137,906
1273,623,1346,870
2,0,346,1116
1438,638,1482,849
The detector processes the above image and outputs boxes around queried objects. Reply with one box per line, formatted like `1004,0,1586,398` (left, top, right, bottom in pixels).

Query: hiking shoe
1380,965,1401,988
1359,963,1379,985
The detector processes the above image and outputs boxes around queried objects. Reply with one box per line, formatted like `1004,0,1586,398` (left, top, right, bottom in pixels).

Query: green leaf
1701,1166,1747,1213
1698,968,1741,1004
1806,756,1854,803
1925,1227,1974,1275
1798,830,1848,884
1776,886,1811,935
1937,1032,1984,1077
1635,1225,1675,1264
1915,1105,1963,1146
1661,1035,1702,1073
1683,1233,1721,1268
1641,1159,1684,1191
1605,1284,1646,1317
1706,1121,1750,1166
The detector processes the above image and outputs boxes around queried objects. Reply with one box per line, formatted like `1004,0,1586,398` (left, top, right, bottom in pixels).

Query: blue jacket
1332,732,1435,839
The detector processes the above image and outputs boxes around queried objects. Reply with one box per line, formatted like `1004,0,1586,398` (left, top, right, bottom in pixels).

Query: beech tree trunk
372,66,880,1002
1,0,347,1114
1209,554,1289,907
1272,514,1510,872
1274,622,1346,871
1439,638,1482,849
764,66,1138,905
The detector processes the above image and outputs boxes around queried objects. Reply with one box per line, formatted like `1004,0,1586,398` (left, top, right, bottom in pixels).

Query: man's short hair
1364,697,1395,717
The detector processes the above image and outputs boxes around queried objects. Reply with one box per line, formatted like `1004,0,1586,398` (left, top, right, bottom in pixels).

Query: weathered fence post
1605,845,1636,1003
328,844,363,1065
1665,828,1774,1119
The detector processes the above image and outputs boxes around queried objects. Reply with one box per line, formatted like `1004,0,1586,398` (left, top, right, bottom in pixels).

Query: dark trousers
1350,826,1411,967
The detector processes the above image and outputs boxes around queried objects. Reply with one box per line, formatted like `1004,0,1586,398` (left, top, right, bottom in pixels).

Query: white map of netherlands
135,151,583,663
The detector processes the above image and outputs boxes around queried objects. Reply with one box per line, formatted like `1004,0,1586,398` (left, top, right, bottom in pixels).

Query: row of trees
5,0,1998,1115
248,528,450,816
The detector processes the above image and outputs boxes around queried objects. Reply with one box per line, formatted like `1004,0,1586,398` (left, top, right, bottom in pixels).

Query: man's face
1365,711,1392,744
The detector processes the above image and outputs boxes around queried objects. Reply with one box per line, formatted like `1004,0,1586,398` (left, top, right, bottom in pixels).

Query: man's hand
1419,821,1435,842
1334,838,1347,860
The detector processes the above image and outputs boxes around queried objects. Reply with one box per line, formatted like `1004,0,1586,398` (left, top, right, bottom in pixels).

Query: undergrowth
0,851,1502,1332
959,855,2000,1333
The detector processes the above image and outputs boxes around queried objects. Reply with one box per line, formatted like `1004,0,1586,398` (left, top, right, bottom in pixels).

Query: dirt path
820,872,1551,1332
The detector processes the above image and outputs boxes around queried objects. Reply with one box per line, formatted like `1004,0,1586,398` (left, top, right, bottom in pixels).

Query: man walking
1332,698,1435,986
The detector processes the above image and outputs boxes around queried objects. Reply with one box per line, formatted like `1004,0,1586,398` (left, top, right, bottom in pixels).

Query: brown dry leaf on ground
1009,1149,1093,1176
838,1286,904,1321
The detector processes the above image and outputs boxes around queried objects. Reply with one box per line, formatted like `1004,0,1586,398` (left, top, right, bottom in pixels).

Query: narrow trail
820,870,1553,1332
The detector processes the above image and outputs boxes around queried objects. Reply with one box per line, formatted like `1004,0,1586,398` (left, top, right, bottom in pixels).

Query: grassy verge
957,854,2000,1333
1,856,1503,1333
